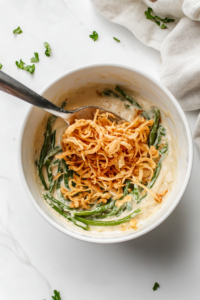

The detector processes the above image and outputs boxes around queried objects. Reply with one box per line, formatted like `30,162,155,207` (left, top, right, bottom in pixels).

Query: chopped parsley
161,24,167,29
13,26,23,34
52,290,61,300
30,52,39,63
113,37,120,42
153,282,160,291
89,31,98,42
44,42,51,57
145,7,175,29
15,59,35,74
0,64,2,69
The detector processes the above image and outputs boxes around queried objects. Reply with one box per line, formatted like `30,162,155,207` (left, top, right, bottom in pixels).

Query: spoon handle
0,71,67,115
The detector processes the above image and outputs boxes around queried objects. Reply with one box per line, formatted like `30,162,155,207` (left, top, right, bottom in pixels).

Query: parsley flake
89,31,98,42
15,59,35,74
145,7,175,29
113,37,120,42
0,64,2,69
52,290,61,300
153,282,160,291
13,26,23,34
30,52,39,63
44,42,51,57
161,24,167,29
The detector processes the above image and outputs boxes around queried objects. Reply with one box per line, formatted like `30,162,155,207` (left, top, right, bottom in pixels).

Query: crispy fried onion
57,110,161,209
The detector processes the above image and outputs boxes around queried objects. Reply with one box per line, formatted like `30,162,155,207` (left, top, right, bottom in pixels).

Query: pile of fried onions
56,110,162,209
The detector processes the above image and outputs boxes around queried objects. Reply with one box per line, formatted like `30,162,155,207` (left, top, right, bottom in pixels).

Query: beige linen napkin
91,0,200,147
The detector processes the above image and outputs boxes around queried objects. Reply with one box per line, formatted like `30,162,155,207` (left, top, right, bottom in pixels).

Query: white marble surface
0,0,200,299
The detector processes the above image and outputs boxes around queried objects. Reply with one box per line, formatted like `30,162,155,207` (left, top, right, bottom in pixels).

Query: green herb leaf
113,37,120,42
155,19,160,26
0,64,2,69
144,7,175,29
44,42,51,57
153,282,160,291
89,31,98,42
145,7,154,20
30,52,39,63
52,290,61,300
15,59,35,74
160,24,167,29
13,26,23,34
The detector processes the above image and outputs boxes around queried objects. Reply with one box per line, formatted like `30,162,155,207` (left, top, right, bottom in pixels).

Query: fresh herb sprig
30,52,39,63
16,59,35,74
89,31,98,41
0,64,2,69
52,290,61,300
44,42,51,57
145,7,175,29
113,37,120,42
13,26,23,34
153,282,160,291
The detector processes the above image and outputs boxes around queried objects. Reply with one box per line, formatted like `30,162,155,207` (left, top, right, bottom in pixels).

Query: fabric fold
91,0,200,150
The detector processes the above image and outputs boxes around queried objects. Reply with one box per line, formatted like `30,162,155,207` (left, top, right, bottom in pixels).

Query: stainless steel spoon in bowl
0,71,123,125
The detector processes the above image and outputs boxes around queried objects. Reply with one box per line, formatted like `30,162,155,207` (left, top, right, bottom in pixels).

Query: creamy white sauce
34,84,178,237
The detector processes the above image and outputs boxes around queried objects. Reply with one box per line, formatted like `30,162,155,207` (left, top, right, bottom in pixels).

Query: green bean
131,184,139,202
38,101,66,190
102,89,132,111
115,86,150,119
137,193,147,204
60,101,66,109
115,86,137,106
116,204,126,217
102,89,124,100
62,160,70,189
159,142,168,155
39,168,48,190
149,162,162,189
74,208,141,226
123,180,132,211
74,200,114,216
51,130,56,149
100,205,120,218
107,180,131,216
124,103,130,109
44,196,89,230
38,122,51,189
137,164,162,203
96,201,105,208
149,109,160,146
126,202,132,211
52,159,60,166
56,163,63,190
56,162,64,199
154,125,166,149
46,159,55,193
44,146,61,164
124,179,130,197
43,193,72,211
38,126,51,170
46,159,52,182
95,213,108,219
48,115,57,127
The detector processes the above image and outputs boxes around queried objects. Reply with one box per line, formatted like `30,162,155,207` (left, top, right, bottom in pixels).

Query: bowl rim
18,63,193,244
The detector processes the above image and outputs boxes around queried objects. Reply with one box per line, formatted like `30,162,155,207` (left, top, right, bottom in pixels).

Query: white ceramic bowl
19,64,193,244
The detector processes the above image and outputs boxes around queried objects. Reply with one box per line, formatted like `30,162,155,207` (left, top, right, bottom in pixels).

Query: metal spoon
0,71,123,125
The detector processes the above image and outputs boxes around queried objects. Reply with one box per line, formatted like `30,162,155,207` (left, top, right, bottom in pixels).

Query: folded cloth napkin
91,0,200,147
